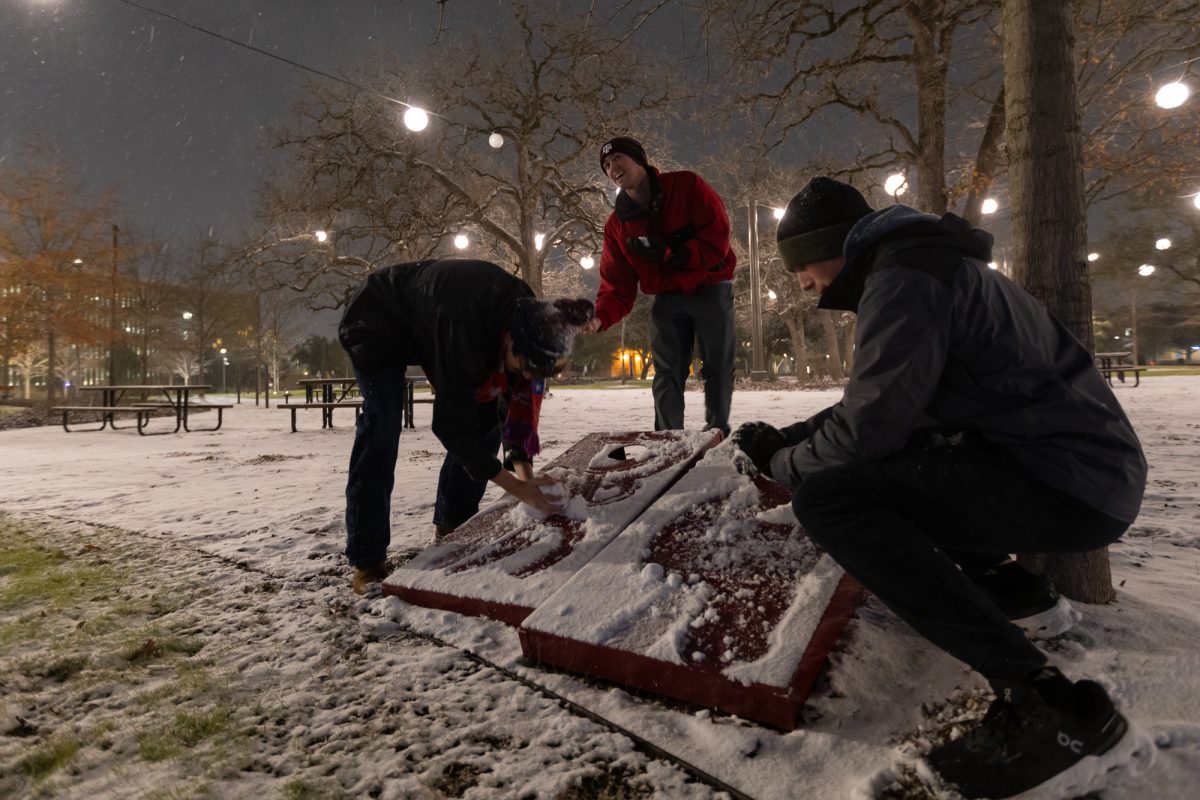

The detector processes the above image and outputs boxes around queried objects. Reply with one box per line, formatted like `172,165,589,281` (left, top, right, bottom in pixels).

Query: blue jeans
433,422,501,531
345,365,501,566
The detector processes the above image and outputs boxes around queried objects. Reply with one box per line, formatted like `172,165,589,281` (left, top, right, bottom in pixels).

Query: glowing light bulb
454,234,469,250
488,132,504,149
884,173,907,197
580,256,594,270
1155,81,1189,109
403,106,429,131
981,198,999,215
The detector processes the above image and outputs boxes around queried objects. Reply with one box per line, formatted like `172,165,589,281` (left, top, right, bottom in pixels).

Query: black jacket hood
819,207,994,312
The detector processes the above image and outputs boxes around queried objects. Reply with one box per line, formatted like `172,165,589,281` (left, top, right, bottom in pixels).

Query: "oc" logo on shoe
1057,731,1083,753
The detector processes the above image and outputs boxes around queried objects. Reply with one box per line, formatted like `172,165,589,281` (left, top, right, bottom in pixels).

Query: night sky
2,0,563,240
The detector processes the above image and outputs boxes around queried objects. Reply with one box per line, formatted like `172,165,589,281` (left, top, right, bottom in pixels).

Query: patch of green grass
138,707,234,762
19,654,90,682
18,734,80,780
0,533,121,615
121,631,204,663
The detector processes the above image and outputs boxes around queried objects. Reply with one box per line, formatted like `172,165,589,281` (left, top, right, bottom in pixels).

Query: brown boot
350,560,389,595
434,523,454,543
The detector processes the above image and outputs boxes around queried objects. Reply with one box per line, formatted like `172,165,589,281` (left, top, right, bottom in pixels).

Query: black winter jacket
338,259,534,481
771,207,1146,523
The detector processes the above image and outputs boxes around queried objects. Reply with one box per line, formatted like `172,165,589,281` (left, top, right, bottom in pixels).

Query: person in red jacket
588,136,736,435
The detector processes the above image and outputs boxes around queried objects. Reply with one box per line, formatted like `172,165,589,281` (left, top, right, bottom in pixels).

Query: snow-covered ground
1,379,1198,799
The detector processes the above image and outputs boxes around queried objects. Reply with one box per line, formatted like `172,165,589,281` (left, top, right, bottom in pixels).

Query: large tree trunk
820,311,845,381
908,0,950,214
783,308,809,386
1003,0,1113,603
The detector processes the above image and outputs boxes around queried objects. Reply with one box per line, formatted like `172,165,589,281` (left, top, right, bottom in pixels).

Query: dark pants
650,282,735,434
789,442,1129,681
432,424,501,531
344,365,497,567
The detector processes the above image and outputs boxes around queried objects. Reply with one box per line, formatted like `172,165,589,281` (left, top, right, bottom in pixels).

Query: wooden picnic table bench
51,405,156,434
405,377,434,429
1094,352,1145,387
59,384,231,433
279,400,364,432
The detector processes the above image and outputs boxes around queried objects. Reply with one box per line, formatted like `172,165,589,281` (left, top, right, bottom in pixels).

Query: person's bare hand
583,317,603,334
516,475,567,515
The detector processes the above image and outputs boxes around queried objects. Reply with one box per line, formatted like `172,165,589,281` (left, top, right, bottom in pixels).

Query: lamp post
746,201,788,380
108,224,119,384
219,348,228,393
747,201,768,380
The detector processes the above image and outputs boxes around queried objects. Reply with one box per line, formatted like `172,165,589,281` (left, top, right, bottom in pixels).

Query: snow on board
517,445,865,731
382,430,722,625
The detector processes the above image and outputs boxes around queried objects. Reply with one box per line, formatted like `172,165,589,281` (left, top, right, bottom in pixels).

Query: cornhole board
517,446,866,731
382,430,722,625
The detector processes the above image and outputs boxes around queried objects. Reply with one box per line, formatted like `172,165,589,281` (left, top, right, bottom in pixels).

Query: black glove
627,234,667,262
665,240,691,269
731,421,787,479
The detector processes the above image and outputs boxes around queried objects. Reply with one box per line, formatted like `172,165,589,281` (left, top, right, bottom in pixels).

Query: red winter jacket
594,168,736,330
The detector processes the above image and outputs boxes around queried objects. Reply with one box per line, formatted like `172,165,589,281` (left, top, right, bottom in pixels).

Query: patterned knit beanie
510,298,595,374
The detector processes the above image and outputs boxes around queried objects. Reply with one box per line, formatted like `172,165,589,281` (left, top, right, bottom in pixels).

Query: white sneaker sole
1009,717,1156,799
1014,596,1081,639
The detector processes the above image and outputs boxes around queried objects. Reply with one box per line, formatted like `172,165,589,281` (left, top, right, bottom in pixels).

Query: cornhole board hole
382,430,722,625
517,447,866,731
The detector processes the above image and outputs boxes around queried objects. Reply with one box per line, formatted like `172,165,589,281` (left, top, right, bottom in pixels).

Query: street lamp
579,255,595,270
219,348,227,393
454,234,469,250
313,229,328,243
403,106,429,131
884,173,907,198
981,198,999,215
1155,81,1190,109
488,132,504,149
1155,238,1172,251
1087,252,1100,262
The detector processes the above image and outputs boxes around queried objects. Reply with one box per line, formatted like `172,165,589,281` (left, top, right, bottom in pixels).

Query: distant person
338,258,594,594
587,136,736,435
733,177,1151,798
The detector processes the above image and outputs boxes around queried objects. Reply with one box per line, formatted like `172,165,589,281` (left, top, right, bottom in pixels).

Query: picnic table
281,376,433,432
1094,351,1145,387
282,377,363,432
54,384,231,434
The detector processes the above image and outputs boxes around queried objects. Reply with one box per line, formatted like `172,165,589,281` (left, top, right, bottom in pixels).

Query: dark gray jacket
771,206,1146,523
338,259,534,481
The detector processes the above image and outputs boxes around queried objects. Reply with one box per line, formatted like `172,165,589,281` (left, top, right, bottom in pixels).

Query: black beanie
510,297,595,374
776,177,873,272
599,136,649,173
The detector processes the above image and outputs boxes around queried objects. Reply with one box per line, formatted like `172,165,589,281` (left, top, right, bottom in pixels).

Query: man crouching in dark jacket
338,259,594,594
732,178,1152,799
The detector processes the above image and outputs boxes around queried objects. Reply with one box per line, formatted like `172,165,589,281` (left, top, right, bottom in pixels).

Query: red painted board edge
786,572,867,721
517,573,865,731
382,582,533,627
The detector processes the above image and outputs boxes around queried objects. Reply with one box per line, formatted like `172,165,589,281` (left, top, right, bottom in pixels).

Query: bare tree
711,0,1000,216
0,145,115,407
255,3,677,308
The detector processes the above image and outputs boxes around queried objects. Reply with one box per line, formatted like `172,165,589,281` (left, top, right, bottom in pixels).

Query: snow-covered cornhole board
517,447,865,731
382,430,722,625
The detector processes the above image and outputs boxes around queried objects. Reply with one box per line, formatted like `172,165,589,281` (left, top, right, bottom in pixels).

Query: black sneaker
928,669,1154,798
970,561,1080,639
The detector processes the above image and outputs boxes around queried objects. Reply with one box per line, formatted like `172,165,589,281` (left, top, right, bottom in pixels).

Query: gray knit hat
776,177,873,272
